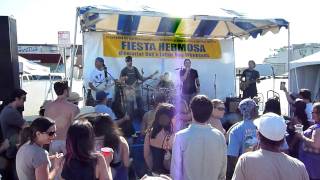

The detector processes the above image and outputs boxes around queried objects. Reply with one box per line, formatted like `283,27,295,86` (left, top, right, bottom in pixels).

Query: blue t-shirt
95,104,116,120
227,119,258,157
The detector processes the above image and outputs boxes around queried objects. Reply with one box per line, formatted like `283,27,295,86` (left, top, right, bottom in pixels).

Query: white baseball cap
254,112,287,141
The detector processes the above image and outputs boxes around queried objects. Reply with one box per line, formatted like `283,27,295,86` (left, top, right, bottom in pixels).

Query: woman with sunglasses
16,117,63,180
209,99,226,135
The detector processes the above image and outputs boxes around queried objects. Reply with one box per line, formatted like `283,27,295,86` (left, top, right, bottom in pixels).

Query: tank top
149,133,171,174
61,158,98,180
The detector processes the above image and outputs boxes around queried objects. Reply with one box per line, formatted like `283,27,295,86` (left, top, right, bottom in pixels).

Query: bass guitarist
240,60,260,99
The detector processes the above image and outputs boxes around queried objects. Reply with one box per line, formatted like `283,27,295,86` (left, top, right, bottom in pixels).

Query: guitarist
120,56,155,118
241,60,260,99
88,57,113,105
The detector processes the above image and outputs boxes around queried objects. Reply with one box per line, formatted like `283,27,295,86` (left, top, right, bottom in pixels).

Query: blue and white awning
78,6,288,39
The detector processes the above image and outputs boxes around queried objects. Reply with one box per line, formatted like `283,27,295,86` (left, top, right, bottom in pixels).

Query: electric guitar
123,70,159,102
240,77,264,91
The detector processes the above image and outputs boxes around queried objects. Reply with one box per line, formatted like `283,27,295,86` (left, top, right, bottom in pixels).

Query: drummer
156,72,175,90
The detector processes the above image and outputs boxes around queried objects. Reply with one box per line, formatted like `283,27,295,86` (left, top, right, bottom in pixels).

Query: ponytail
19,127,32,148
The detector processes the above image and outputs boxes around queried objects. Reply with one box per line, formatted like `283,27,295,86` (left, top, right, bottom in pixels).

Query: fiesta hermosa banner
103,34,221,59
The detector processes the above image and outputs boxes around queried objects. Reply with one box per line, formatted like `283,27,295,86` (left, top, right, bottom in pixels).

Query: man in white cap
232,113,309,180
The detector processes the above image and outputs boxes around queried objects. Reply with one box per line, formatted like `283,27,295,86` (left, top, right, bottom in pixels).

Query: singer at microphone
87,57,112,104
179,59,200,104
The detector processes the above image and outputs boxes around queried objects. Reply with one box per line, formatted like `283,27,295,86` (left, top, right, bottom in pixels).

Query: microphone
141,68,144,74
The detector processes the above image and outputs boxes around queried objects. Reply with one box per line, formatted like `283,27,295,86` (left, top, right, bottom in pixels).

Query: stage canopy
78,5,288,39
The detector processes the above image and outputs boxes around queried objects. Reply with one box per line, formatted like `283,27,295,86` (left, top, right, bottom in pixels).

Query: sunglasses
216,107,225,111
42,131,56,136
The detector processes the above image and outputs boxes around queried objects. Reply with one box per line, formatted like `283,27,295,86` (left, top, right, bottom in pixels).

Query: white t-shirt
305,102,313,122
89,68,113,98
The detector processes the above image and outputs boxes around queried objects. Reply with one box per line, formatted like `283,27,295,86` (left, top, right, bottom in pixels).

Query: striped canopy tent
68,5,289,90
78,6,288,39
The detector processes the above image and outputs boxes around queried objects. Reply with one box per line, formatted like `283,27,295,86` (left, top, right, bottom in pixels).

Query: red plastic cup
101,147,113,157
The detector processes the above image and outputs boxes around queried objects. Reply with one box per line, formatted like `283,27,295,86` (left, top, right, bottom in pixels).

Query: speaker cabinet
0,16,20,101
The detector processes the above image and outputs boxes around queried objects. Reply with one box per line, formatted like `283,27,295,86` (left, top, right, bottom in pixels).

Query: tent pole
69,8,79,91
287,23,291,91
232,37,237,98
294,68,299,90
287,23,291,116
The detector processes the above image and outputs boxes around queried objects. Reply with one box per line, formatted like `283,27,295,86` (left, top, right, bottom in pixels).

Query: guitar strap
134,66,140,80
103,68,108,83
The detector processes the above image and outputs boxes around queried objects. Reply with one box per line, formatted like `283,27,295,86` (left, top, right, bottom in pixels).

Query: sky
1,0,320,67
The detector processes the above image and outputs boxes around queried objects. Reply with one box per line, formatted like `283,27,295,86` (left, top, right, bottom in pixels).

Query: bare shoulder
119,136,129,146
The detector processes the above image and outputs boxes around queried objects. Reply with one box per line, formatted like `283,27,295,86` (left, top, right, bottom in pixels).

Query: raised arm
282,87,295,104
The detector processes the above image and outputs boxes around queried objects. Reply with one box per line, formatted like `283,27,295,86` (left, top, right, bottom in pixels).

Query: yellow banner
103,34,221,59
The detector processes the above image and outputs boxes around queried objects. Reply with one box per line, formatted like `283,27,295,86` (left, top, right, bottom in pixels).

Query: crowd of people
0,69,320,180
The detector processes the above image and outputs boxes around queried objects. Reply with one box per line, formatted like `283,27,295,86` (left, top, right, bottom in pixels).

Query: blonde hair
211,99,224,108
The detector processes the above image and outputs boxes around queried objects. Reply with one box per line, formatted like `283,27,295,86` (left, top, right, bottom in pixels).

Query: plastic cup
100,147,113,157
294,124,304,134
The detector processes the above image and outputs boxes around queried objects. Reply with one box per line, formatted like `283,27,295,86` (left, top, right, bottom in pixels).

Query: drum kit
141,79,176,110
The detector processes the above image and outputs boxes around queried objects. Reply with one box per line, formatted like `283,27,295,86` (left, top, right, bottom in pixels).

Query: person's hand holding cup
294,124,304,135
101,147,113,163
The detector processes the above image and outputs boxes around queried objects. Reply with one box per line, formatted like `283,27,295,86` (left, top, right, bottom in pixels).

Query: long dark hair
93,115,123,151
263,98,281,115
150,103,175,139
20,117,55,147
65,119,96,165
294,100,309,130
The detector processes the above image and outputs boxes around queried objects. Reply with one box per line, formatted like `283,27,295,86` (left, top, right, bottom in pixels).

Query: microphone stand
145,84,152,111
106,70,126,114
271,66,275,97
214,74,217,99
141,68,144,97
